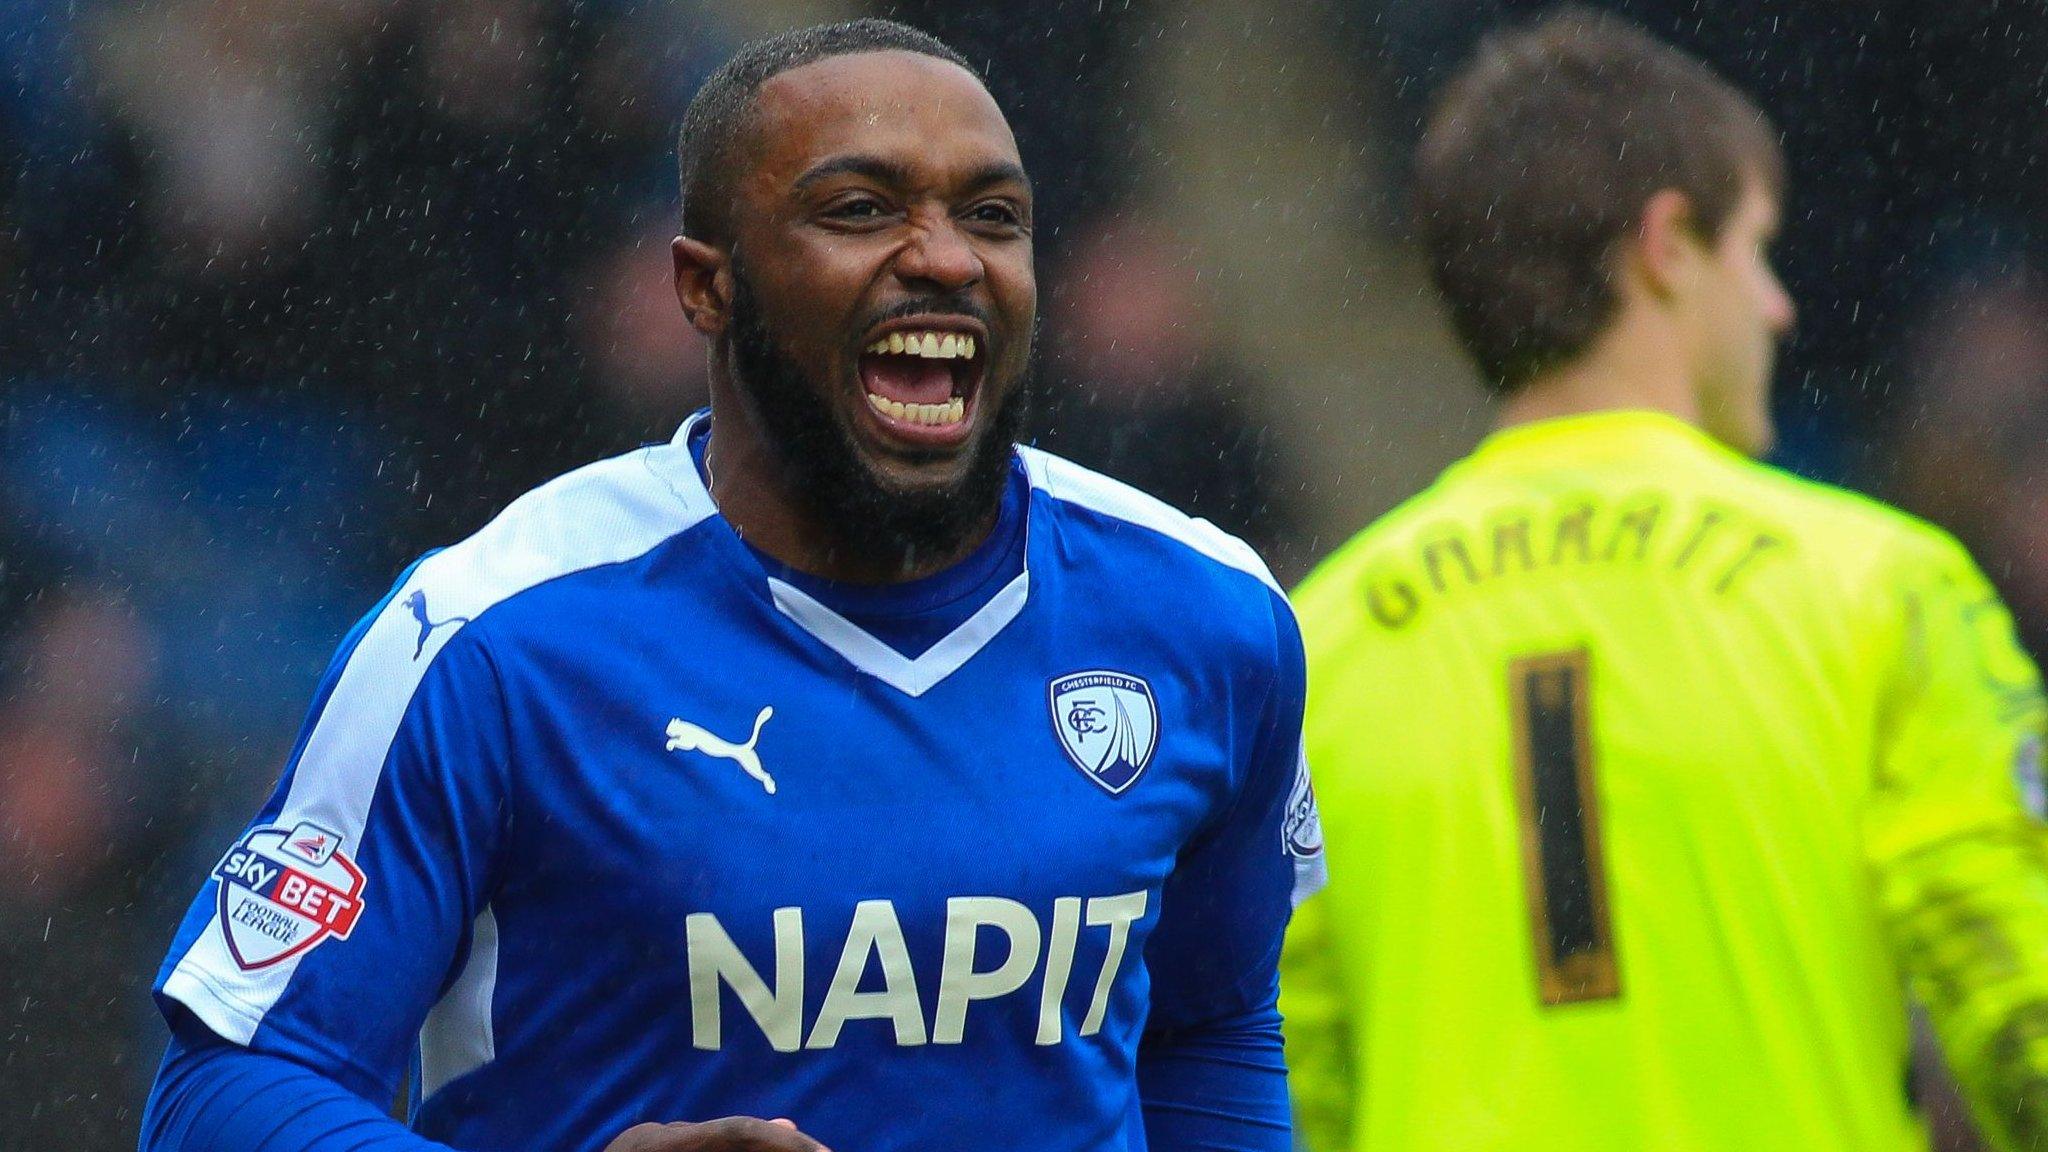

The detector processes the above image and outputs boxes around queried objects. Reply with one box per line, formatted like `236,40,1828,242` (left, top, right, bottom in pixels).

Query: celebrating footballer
140,20,1321,1152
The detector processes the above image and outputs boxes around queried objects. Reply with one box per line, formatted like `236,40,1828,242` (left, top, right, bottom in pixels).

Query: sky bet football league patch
212,822,366,970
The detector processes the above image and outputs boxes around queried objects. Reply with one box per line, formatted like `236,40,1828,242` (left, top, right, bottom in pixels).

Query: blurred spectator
1891,265,2048,652
886,0,1150,252
0,572,172,1145
1031,212,1308,577
0,378,404,1147
568,0,733,229
86,0,387,272
0,590,159,900
567,218,710,452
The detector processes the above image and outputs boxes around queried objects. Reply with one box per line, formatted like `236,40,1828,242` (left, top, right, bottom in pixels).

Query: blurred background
2,0,2045,1147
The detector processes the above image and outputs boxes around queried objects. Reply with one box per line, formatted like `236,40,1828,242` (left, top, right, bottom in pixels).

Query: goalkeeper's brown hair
1416,8,1785,392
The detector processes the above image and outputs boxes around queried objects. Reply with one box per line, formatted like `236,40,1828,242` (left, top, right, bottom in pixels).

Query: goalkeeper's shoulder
1726,456,1986,593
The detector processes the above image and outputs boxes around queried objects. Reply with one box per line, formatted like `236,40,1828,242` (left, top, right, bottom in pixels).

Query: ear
673,235,733,337
1632,188,1705,299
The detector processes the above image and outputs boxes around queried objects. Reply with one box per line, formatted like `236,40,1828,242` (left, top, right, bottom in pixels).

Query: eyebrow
792,154,1032,197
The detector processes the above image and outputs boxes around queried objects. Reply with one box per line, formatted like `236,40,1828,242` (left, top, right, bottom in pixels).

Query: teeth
865,393,967,426
861,330,983,360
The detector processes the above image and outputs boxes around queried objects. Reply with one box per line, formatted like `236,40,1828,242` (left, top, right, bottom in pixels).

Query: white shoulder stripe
163,429,713,1046
1018,445,1281,595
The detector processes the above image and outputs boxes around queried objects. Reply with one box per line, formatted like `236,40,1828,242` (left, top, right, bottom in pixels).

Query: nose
894,213,983,292
1764,272,1796,336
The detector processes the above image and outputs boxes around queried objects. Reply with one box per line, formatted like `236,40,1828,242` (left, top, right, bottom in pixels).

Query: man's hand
602,1117,832,1152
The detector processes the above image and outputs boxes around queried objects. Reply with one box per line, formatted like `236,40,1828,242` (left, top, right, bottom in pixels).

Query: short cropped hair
676,19,978,245
1415,8,1785,391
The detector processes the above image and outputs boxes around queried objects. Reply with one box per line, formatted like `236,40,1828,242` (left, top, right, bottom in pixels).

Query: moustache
860,295,994,335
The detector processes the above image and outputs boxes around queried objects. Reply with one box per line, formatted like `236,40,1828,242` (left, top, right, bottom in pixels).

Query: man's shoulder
1017,444,1282,600
1290,442,1974,631
382,439,717,661
1713,456,1976,579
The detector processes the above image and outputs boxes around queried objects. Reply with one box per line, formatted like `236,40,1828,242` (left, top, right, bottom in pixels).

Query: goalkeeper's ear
1630,187,1707,304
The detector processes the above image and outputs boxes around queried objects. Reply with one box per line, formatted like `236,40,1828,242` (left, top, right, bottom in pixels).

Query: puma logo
665,706,776,794
405,591,471,659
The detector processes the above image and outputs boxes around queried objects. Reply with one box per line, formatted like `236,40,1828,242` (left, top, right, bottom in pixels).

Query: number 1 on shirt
1509,649,1621,1005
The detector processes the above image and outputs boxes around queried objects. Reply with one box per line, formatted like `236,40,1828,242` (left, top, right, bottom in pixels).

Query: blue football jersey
154,413,1323,1152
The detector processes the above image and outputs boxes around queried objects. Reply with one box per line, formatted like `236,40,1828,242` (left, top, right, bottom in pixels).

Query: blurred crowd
3,0,2047,1147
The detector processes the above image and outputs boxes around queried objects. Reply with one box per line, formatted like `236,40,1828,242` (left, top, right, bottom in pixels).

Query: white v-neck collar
665,412,1032,698
767,571,1030,697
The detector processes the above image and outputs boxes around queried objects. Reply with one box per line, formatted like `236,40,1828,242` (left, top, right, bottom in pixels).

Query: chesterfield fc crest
1050,670,1159,795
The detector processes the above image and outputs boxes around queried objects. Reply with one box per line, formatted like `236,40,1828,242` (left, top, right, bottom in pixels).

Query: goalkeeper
1282,8,2048,1151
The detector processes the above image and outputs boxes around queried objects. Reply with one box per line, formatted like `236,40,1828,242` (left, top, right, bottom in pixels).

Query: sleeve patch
1283,754,1323,860
1284,753,1327,907
211,823,368,970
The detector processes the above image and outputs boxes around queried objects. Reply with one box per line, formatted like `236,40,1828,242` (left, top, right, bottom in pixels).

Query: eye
823,195,891,222
966,200,1025,229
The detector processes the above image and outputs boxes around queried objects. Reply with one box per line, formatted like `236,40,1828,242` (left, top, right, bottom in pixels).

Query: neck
702,372,995,585
1495,316,1699,434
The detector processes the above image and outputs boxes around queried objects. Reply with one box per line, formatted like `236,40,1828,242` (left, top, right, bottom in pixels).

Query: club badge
1050,670,1159,795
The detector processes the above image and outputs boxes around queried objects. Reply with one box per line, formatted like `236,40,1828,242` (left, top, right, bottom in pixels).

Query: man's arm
1139,591,1322,1151
1138,1005,1291,1152
146,563,841,1152
1865,532,2048,1152
144,1018,836,1152
143,1013,453,1152
144,576,513,1147
146,1021,837,1152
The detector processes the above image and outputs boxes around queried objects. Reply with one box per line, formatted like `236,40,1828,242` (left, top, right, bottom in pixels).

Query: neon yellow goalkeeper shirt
1282,410,2048,1152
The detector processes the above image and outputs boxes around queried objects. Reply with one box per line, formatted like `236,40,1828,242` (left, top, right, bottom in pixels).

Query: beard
726,260,1031,577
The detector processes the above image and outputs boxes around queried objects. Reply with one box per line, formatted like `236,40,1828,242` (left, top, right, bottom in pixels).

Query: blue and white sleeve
151,575,511,1109
1138,589,1322,1150
142,1011,453,1152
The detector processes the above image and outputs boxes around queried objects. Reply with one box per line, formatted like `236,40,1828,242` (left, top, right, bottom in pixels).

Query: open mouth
857,324,985,439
